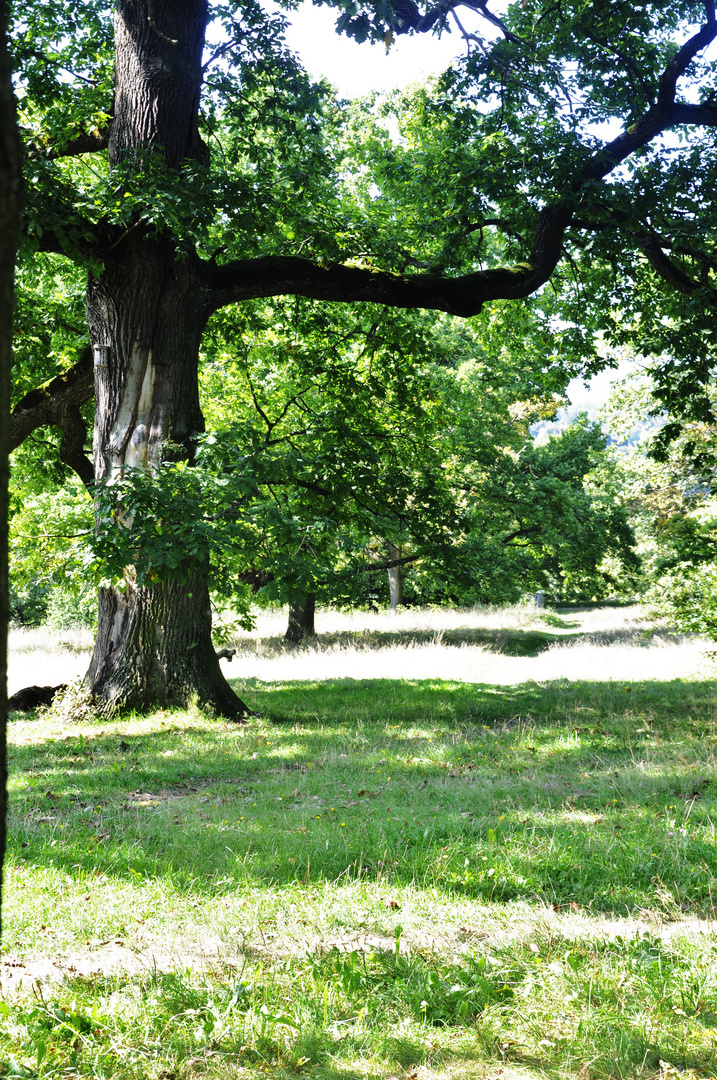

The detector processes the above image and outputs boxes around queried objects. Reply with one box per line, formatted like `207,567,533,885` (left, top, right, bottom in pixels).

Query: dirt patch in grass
2,910,714,998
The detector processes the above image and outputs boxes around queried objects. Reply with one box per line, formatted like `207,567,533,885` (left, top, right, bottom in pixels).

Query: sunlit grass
2,606,716,1079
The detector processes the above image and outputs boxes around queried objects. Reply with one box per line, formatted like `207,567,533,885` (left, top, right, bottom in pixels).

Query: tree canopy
8,0,717,714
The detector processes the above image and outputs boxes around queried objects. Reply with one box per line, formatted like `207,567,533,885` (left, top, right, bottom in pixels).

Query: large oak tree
10,0,717,717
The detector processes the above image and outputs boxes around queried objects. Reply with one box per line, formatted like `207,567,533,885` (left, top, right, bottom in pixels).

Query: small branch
215,647,236,661
11,529,92,539
202,35,244,72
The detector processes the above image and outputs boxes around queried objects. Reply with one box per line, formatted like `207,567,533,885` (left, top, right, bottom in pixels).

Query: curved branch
658,15,717,107
205,16,717,319
635,235,717,312
207,204,571,317
394,0,520,40
10,347,95,487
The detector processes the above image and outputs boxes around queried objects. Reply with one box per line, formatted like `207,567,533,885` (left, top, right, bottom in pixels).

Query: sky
283,1,472,97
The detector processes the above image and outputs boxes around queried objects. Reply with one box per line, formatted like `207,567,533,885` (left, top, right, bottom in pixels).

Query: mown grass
1,615,717,1079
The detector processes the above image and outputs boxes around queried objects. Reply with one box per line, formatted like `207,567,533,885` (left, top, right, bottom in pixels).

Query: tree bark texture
0,0,24,934
12,1,717,721
110,0,209,169
83,0,247,718
285,594,316,642
85,573,245,717
85,239,248,717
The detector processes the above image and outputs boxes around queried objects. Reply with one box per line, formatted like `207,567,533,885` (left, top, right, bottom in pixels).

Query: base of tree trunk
285,594,316,643
84,576,250,719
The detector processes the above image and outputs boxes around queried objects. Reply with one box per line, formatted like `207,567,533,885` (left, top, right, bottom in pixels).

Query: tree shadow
235,626,575,657
6,676,717,915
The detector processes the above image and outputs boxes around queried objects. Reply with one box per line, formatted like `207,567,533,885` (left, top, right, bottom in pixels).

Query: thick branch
27,128,111,160
10,347,95,486
206,17,717,319
658,16,717,107
635,235,717,318
207,206,570,317
636,235,703,295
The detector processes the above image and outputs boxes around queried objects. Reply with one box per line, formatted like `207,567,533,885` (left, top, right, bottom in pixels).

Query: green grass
2,660,717,1079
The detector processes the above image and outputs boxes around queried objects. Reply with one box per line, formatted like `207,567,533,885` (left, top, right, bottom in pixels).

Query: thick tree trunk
81,0,247,718
86,574,245,717
85,242,249,718
0,0,24,932
285,594,316,643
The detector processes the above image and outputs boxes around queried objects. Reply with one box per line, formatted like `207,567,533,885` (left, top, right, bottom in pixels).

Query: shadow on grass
7,676,717,914
233,619,649,657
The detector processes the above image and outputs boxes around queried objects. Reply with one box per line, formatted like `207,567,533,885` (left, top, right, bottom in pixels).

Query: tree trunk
285,594,316,643
86,574,245,717
387,544,404,611
85,241,248,718
0,0,24,932
82,0,247,718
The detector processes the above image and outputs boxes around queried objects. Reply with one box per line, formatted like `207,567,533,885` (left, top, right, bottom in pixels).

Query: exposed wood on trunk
12,0,717,724
80,0,247,718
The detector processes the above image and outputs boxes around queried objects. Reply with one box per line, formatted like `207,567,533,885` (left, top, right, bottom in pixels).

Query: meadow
1,603,716,1080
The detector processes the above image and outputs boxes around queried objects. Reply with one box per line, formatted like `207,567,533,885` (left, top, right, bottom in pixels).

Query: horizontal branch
27,127,111,160
207,16,717,320
312,552,423,589
207,205,570,317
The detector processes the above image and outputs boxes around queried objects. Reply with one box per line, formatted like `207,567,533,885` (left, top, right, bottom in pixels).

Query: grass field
1,604,716,1080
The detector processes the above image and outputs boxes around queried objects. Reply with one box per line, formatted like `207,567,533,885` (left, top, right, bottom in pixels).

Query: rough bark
85,238,248,717
85,574,246,718
285,594,316,642
10,1,717,723
0,0,24,936
82,0,247,718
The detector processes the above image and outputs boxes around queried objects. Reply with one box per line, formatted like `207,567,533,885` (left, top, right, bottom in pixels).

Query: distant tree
603,371,717,638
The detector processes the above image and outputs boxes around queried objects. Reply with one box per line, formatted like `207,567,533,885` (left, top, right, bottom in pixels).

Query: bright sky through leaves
284,0,466,97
